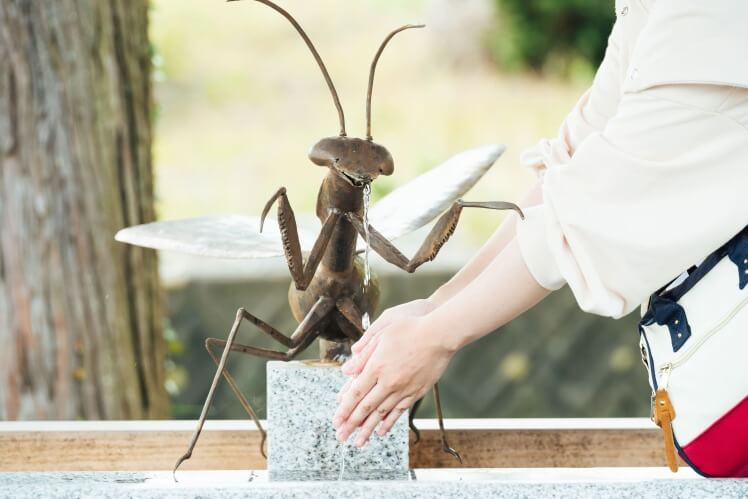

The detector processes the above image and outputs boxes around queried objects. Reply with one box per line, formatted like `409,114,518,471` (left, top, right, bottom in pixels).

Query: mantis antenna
228,0,347,137
366,24,425,141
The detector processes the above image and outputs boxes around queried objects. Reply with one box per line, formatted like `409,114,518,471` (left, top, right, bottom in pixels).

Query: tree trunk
0,1,168,419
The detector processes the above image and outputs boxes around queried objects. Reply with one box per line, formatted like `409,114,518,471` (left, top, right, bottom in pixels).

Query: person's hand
333,239,549,448
332,314,455,448
341,298,435,377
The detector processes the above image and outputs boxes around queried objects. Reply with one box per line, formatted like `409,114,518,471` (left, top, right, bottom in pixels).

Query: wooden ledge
0,418,676,471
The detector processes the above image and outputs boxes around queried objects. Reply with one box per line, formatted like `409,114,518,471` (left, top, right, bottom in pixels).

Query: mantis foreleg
261,187,341,290
346,200,524,273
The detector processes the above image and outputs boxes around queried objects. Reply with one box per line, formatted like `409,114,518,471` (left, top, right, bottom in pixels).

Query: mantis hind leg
334,297,365,342
203,331,320,459
406,386,460,460
172,298,333,479
203,341,268,458
433,383,462,463
409,398,423,443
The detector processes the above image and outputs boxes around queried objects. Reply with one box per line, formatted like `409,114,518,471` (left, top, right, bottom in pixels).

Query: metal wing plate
115,215,318,259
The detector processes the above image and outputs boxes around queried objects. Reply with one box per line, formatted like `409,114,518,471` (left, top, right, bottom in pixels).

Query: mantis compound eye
378,151,394,176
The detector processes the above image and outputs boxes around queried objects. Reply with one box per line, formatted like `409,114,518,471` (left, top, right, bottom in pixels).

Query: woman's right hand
341,298,436,377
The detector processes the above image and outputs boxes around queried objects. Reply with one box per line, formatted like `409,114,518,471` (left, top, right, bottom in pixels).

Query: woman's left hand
332,315,455,447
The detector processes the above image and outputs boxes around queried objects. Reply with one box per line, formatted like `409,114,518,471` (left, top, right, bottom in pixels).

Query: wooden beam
0,419,677,471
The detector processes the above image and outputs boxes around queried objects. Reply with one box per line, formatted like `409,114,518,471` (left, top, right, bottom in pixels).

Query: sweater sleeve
516,83,748,318
520,19,625,178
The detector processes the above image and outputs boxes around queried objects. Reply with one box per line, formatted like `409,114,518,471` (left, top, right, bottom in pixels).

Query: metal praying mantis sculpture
115,0,524,475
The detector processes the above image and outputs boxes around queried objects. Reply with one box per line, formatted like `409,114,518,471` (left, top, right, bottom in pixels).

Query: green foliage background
489,0,615,78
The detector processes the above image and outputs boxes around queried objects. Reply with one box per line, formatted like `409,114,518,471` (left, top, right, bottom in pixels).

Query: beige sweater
516,0,748,318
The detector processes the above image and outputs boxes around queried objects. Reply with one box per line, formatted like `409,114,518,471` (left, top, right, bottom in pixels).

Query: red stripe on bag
683,395,748,477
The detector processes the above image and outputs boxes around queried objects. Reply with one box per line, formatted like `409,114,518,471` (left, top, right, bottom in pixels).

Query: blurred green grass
150,0,589,246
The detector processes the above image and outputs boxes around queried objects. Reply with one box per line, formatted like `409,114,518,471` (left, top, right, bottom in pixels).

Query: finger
378,396,414,436
336,383,390,443
351,313,389,353
351,327,377,354
336,378,353,404
354,393,401,448
341,331,381,375
352,410,382,448
333,370,377,430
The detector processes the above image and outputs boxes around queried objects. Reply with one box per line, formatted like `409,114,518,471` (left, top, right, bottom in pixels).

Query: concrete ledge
1,468,746,499
0,419,682,471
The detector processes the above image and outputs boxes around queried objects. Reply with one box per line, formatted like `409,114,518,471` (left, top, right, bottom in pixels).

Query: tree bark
0,1,168,419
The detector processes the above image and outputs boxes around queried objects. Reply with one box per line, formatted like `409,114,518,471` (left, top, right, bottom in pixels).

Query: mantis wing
361,144,506,246
115,215,319,259
116,145,505,258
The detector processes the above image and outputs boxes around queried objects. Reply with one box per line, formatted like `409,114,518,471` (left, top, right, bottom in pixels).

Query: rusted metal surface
115,0,523,474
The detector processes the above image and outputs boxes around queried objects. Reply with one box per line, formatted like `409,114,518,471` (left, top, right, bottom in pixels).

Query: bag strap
640,224,748,351
656,224,748,303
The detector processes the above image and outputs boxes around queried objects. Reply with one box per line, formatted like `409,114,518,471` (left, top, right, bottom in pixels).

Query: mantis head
308,137,393,188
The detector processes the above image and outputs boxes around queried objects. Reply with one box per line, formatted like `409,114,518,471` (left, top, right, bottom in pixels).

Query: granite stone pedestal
266,360,409,481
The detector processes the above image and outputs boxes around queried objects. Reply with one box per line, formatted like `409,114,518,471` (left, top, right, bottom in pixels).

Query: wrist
417,311,462,356
418,296,437,312
429,282,455,307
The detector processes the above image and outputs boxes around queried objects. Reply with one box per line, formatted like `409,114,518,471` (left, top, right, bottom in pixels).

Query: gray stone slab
1,469,747,498
266,361,408,481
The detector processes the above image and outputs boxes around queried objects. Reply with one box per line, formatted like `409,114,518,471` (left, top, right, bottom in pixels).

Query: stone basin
1,467,747,498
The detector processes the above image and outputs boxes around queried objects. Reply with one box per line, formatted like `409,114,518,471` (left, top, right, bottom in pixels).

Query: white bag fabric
639,226,748,477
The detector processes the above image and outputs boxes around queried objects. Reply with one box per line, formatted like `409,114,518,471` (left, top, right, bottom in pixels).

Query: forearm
429,180,543,306
425,237,550,352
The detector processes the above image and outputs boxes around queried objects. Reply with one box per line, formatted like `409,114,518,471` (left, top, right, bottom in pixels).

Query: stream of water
339,183,373,481
361,183,372,331
338,443,347,480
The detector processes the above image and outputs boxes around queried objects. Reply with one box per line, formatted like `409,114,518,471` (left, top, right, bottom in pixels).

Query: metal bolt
674,319,679,325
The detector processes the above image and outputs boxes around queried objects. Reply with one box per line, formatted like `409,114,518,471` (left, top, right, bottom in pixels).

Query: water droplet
362,312,370,331
338,442,347,480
